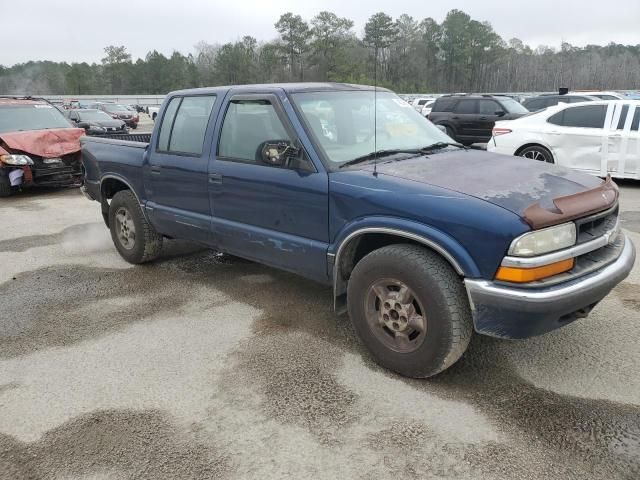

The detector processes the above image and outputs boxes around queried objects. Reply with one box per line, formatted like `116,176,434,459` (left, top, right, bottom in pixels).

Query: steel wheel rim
364,278,427,353
115,207,136,250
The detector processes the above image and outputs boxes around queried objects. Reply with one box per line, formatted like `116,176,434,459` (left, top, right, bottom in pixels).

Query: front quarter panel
329,171,529,280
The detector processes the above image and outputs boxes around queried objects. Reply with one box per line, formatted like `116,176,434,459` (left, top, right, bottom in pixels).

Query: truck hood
363,149,616,228
0,128,85,158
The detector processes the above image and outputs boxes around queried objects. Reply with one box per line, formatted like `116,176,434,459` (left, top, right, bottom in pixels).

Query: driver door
208,93,329,282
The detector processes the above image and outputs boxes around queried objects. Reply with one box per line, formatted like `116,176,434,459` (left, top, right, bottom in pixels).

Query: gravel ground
0,182,639,479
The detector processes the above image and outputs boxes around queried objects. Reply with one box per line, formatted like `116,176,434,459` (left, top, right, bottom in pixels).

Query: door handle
150,166,161,174
610,133,622,137
451,116,460,120
209,173,223,184
479,116,488,120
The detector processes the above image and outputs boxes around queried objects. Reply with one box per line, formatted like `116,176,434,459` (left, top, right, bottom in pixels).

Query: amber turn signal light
495,258,575,283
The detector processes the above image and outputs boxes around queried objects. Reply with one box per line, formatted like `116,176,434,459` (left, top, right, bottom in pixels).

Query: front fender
329,216,481,278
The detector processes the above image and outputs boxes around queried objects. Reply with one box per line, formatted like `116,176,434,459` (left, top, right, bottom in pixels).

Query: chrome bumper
465,234,635,339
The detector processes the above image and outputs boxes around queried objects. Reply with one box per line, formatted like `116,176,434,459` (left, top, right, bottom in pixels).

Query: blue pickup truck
81,83,635,378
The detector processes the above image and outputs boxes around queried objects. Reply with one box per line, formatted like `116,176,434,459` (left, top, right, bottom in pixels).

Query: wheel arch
100,175,147,227
331,226,477,312
514,142,555,161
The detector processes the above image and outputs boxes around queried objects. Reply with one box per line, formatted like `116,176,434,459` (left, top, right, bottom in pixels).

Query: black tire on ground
131,123,138,130
518,145,554,163
108,190,162,264
0,176,13,197
347,244,473,378
152,113,157,121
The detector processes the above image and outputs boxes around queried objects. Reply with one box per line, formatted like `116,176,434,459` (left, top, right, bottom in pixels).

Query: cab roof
169,82,391,97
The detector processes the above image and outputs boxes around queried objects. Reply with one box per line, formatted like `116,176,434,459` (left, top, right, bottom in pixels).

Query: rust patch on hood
0,128,85,158
523,176,618,229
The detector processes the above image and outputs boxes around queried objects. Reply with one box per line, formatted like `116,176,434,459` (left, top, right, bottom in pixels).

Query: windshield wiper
338,149,424,168
339,143,462,169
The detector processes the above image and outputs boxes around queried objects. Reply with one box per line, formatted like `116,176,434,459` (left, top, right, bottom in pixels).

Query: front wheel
347,244,472,378
518,145,554,163
109,190,162,263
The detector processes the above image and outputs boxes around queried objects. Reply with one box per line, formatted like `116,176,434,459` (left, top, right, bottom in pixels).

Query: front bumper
465,234,635,339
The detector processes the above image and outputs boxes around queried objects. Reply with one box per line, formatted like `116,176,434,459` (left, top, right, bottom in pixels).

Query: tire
0,177,12,197
131,123,138,130
347,244,472,378
518,145,554,163
152,113,157,121
108,190,162,263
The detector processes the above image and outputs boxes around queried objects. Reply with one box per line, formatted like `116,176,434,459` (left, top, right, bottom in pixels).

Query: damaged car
0,96,85,197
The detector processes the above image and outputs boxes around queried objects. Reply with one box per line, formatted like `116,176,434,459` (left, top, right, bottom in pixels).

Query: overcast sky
3,0,639,66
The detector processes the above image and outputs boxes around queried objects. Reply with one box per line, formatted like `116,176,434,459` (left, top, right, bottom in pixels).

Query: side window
432,98,457,112
548,110,564,126
169,96,216,155
417,99,427,106
563,105,607,128
568,96,588,103
454,99,477,114
479,100,501,115
525,98,544,111
218,100,292,162
157,97,181,151
631,108,640,132
616,105,629,130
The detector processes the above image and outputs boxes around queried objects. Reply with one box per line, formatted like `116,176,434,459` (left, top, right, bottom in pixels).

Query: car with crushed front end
0,96,85,197
80,83,635,378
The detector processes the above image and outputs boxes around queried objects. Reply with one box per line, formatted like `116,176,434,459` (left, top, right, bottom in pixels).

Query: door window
454,99,477,114
478,100,501,115
218,100,292,162
548,105,607,129
157,95,216,155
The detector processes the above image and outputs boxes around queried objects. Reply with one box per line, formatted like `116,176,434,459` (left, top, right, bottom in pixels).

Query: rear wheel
518,145,554,163
347,244,473,378
109,190,162,263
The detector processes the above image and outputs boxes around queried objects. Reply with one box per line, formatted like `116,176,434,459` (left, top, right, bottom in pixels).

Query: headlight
0,154,34,166
508,222,576,257
89,124,106,132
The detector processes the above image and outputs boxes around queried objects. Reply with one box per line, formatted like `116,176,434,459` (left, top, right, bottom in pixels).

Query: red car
0,96,84,197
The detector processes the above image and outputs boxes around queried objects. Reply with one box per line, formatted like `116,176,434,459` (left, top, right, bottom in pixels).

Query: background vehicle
428,94,529,145
65,109,128,135
522,93,598,111
81,83,634,379
420,99,436,116
91,102,139,129
572,91,626,100
411,97,435,112
147,105,160,121
488,100,640,179
0,96,84,196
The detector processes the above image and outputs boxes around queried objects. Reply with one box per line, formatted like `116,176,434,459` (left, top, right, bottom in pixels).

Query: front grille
575,205,618,244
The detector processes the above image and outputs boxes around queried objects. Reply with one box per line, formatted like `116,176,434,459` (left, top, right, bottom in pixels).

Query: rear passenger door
209,93,329,282
604,103,640,177
547,104,607,172
477,99,503,140
145,94,217,244
451,99,478,141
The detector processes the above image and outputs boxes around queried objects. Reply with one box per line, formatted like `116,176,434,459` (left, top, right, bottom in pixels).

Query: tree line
1,9,639,95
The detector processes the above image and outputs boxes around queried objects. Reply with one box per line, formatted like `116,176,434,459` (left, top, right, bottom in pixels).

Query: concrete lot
0,182,639,479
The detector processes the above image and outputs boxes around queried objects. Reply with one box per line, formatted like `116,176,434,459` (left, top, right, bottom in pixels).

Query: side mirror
260,141,299,167
76,122,90,129
495,110,506,117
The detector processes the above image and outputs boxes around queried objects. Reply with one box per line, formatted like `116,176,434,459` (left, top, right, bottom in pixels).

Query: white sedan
488,100,640,180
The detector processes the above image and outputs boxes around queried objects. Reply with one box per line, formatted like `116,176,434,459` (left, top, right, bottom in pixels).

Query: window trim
155,93,217,158
215,93,315,172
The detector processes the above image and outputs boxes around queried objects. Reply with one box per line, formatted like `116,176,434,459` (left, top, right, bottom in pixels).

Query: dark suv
428,95,529,145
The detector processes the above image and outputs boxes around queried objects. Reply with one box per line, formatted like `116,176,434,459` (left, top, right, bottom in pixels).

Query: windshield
292,91,452,167
499,97,529,114
79,110,114,122
0,104,72,133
